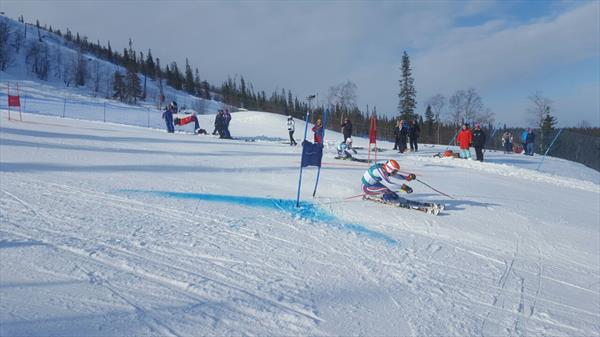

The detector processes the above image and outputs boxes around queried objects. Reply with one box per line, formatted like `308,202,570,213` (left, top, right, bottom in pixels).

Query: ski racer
361,159,416,201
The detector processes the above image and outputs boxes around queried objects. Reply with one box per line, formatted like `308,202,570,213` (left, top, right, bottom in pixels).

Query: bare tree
25,40,50,80
63,52,76,87
52,45,63,79
448,89,466,126
427,94,446,144
91,60,101,96
327,80,358,113
527,91,553,128
449,88,490,126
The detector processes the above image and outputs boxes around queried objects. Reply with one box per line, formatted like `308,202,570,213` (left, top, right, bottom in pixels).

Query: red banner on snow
8,95,20,107
368,114,377,144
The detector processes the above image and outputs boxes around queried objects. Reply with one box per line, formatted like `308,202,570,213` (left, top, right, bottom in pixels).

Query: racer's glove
400,184,413,194
406,173,416,181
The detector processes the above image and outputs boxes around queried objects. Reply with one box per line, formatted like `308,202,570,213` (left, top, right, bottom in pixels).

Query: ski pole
416,178,455,199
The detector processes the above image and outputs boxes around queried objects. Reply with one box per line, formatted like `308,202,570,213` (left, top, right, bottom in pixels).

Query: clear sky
2,0,599,127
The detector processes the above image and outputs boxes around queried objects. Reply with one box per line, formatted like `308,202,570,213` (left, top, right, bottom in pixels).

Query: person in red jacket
312,118,323,144
456,123,473,160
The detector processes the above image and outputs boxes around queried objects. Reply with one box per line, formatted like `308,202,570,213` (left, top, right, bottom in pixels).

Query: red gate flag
8,95,20,107
368,114,377,144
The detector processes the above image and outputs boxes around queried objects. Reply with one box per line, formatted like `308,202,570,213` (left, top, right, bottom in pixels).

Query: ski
363,195,444,215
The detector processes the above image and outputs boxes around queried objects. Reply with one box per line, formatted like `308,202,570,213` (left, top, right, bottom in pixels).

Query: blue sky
2,0,599,127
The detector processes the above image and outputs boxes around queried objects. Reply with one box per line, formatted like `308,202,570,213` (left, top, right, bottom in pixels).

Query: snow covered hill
1,93,599,336
0,16,224,115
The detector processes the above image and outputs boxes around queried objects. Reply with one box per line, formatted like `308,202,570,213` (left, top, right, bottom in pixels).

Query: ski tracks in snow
0,176,322,335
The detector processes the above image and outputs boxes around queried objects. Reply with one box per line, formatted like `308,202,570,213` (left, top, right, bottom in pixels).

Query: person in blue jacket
521,129,528,154
525,128,536,155
162,101,176,133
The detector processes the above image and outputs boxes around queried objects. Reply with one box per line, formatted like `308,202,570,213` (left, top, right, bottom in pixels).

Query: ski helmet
384,159,400,174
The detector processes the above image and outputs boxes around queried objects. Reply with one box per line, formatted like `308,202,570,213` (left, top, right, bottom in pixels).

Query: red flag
8,95,20,107
368,114,377,144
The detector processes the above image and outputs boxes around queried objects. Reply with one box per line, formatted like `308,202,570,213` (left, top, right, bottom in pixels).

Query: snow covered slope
1,105,599,336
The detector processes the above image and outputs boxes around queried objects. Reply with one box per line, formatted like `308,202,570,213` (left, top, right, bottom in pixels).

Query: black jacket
409,123,420,138
472,129,486,147
341,120,353,137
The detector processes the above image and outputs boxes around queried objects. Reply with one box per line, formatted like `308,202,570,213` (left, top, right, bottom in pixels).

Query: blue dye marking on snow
118,190,397,244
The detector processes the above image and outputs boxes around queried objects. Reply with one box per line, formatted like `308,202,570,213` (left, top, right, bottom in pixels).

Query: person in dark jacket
398,120,409,153
472,123,486,162
222,108,232,139
525,128,535,155
214,110,225,138
409,120,421,152
341,117,353,144
162,101,176,133
393,120,401,150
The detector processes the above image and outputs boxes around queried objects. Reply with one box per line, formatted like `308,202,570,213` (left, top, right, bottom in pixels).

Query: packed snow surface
1,96,599,336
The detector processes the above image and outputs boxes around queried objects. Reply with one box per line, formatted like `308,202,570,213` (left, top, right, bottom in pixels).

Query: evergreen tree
184,58,194,94
125,67,142,103
107,41,113,62
201,80,210,100
287,90,294,115
541,110,557,131
75,48,87,86
398,51,417,120
145,49,155,79
425,105,434,136
112,71,126,101
194,68,202,96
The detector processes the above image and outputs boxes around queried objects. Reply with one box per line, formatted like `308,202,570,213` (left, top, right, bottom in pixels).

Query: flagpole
296,94,316,207
7,82,11,121
312,107,328,197
17,82,22,121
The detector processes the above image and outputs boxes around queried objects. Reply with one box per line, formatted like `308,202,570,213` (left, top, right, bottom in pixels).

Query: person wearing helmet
361,159,417,201
335,141,353,160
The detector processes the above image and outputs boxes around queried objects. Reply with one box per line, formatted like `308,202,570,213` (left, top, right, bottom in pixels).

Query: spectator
521,129,528,153
162,101,176,133
472,123,486,162
341,117,353,144
214,110,225,138
456,123,473,160
312,118,323,144
526,128,535,156
287,115,297,146
393,120,401,151
398,120,409,153
222,108,232,139
501,132,513,154
409,120,421,152
212,110,222,135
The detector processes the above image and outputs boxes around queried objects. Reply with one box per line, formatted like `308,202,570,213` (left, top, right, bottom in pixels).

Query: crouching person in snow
361,159,415,201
